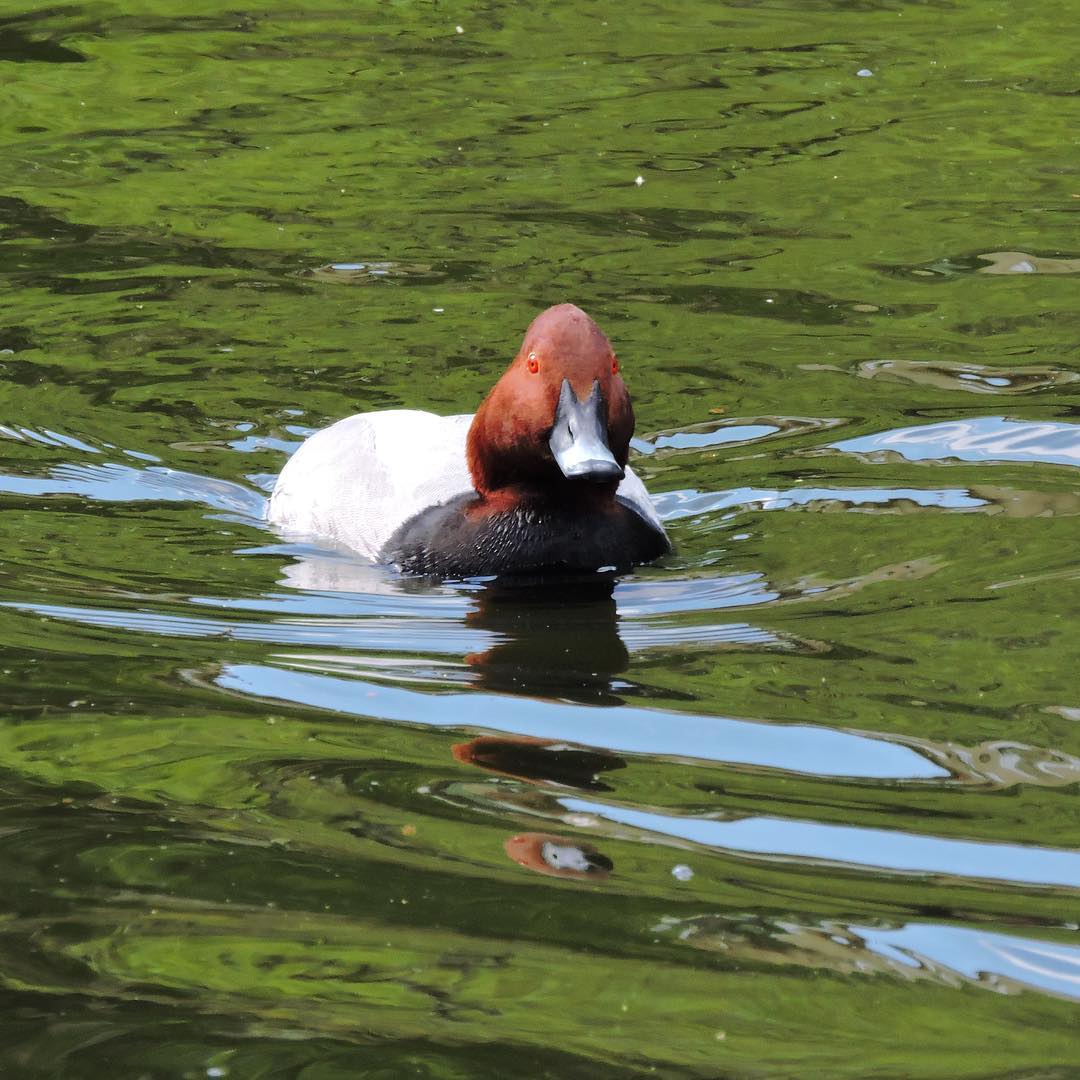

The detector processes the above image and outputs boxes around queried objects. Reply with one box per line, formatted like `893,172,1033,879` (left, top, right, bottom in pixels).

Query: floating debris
300,260,443,284
976,250,1080,275
505,832,613,880
892,251,1080,278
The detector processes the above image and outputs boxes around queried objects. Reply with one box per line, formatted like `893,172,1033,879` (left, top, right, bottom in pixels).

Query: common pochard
268,303,670,577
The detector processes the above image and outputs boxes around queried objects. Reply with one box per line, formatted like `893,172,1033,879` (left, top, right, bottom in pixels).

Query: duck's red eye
611,356,620,374
527,353,539,374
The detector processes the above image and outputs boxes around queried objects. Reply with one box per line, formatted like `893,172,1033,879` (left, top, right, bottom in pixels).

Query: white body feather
268,409,665,561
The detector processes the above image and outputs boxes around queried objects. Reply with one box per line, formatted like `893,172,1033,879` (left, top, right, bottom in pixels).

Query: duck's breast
268,410,475,559
269,409,666,564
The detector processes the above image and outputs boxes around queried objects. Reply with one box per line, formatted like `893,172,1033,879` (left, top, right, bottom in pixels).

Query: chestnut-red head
466,304,635,498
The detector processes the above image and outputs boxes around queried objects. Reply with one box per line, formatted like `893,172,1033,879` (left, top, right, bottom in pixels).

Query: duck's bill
549,378,625,482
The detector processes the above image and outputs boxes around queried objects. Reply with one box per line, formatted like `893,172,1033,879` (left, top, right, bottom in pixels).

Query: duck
268,303,670,578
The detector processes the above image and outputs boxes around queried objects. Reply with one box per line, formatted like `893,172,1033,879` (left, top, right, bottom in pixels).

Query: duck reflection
277,552,632,701
453,735,626,791
463,576,629,702
504,831,613,881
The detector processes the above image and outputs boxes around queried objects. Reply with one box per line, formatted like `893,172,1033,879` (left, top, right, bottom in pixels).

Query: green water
2,1,1079,1076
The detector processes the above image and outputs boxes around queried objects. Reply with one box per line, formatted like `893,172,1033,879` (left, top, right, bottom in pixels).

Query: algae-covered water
1,2,1078,1076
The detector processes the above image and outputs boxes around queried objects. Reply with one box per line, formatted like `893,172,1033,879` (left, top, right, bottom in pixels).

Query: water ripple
561,799,1080,890
661,914,1080,1002
0,460,265,515
854,360,1079,396
614,573,777,614
636,414,844,456
3,600,489,654
832,417,1080,468
654,485,986,521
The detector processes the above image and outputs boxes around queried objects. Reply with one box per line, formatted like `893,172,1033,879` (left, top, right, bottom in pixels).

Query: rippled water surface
2,2,1079,1076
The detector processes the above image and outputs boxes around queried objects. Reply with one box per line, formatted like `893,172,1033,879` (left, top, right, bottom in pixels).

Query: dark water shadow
0,7,87,64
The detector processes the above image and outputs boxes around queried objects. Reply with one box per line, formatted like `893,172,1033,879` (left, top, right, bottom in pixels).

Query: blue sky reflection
561,799,1080,889
833,417,1080,467
217,662,947,780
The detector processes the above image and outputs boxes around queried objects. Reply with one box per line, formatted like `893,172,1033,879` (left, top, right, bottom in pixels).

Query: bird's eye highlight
611,355,620,374
527,352,539,374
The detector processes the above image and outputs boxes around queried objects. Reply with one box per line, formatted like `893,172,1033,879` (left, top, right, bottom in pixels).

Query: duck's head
466,304,634,498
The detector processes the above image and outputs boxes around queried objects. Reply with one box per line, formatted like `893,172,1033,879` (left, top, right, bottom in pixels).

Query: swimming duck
268,303,670,577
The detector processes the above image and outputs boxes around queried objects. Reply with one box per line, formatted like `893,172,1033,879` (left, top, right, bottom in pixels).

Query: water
1,2,1078,1076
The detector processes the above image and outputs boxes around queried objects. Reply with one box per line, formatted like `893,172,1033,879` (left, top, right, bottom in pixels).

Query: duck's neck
473,483,620,516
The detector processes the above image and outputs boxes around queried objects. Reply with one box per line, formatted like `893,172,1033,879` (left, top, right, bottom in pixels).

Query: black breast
381,494,670,578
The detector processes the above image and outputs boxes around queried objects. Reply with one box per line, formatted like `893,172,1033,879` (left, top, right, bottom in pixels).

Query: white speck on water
455,25,464,33
634,175,645,186
207,1069,228,1078
672,863,694,881
597,564,616,573
764,297,774,304
857,68,873,77
433,307,445,313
